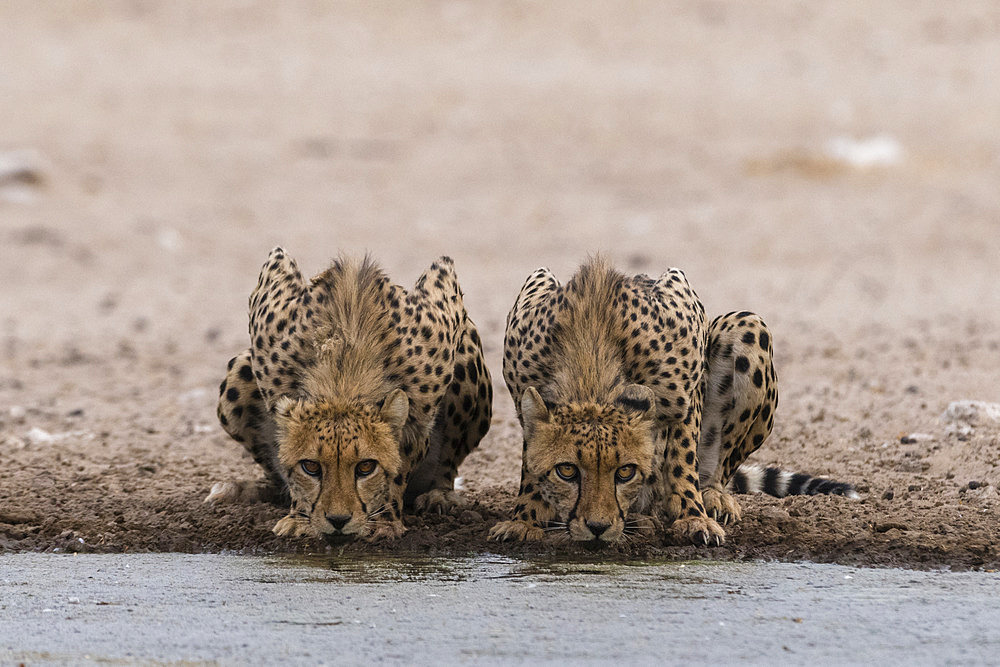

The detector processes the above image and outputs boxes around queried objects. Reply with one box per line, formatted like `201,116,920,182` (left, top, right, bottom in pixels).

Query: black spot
741,331,755,345
616,395,651,415
735,356,750,373
238,365,254,382
752,369,763,387
226,387,240,402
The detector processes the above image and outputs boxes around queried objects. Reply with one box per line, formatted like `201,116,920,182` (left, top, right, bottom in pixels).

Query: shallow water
1,553,998,665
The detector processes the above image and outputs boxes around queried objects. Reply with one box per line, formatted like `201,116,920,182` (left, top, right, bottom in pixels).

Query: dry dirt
2,2,999,569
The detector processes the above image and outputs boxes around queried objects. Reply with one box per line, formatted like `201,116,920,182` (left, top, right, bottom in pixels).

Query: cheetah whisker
367,504,389,519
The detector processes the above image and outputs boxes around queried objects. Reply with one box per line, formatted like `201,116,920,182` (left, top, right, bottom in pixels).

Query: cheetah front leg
414,320,494,515
661,403,725,546
488,454,556,542
206,350,287,505
698,313,777,525
367,437,417,541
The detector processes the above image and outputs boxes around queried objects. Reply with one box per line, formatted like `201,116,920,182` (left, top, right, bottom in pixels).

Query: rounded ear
615,384,655,422
379,388,410,434
520,386,550,443
273,395,299,421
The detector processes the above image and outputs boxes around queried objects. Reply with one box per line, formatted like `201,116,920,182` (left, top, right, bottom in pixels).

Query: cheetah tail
728,464,860,499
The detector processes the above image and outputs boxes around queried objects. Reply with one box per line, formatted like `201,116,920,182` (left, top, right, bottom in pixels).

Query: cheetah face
273,390,409,539
520,385,656,543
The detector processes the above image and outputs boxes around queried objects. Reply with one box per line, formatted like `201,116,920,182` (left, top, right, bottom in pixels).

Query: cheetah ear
273,395,299,421
520,387,550,442
615,384,655,422
379,388,410,435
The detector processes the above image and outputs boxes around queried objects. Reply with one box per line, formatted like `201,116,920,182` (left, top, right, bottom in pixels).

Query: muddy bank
2,2,1000,570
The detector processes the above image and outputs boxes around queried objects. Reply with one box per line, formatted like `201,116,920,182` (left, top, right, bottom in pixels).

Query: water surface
1,553,997,664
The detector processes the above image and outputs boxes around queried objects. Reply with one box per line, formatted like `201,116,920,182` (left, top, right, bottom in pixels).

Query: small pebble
760,507,791,522
458,510,483,524
25,427,56,445
882,489,894,500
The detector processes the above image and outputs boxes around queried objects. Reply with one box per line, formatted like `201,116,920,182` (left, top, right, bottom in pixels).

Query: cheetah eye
615,464,637,483
554,463,579,482
355,459,378,477
300,460,321,477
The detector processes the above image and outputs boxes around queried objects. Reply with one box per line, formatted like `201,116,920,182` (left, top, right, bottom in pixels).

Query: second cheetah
490,257,856,546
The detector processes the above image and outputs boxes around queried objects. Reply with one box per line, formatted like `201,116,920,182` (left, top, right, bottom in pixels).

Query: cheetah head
272,389,409,539
520,384,656,543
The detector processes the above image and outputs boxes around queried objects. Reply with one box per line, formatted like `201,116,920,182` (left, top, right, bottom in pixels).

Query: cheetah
490,257,856,546
208,248,493,541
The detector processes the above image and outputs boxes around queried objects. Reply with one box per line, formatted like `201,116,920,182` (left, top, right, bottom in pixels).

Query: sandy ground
1,1,999,569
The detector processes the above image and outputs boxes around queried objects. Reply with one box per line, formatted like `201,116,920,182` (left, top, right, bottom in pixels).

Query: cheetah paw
367,519,407,542
204,480,260,504
413,488,467,515
702,488,742,526
272,514,314,538
488,520,545,542
669,515,726,546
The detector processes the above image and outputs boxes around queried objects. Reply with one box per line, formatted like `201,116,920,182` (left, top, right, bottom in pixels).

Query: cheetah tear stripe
729,464,860,499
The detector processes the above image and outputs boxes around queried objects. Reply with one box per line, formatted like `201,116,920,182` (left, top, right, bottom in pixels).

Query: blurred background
4,1,999,362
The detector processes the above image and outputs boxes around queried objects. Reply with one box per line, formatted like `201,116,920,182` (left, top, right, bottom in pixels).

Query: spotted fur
209,249,492,541
491,258,856,546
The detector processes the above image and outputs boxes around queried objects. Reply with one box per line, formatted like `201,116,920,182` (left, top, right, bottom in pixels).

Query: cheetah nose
326,514,351,531
585,520,611,538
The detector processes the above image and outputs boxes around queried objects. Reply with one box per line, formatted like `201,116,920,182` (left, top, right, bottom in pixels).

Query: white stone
825,134,903,168
941,400,1000,427
25,427,56,445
